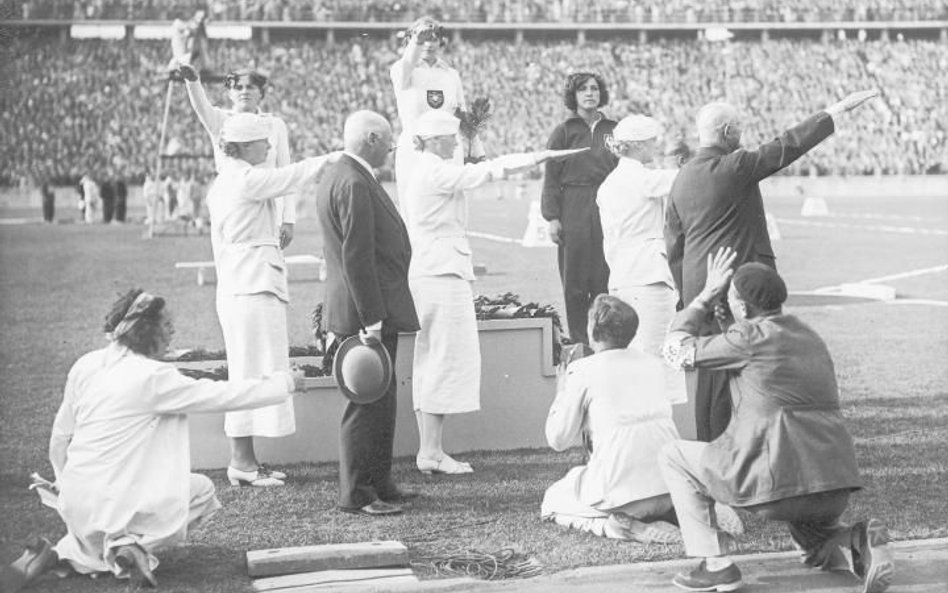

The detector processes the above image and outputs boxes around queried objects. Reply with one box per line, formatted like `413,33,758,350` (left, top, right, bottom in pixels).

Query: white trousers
217,291,295,437
611,283,687,405
658,440,732,557
55,474,221,577
409,275,481,414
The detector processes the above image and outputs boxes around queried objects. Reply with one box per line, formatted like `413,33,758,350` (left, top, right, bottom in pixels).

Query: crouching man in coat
658,247,894,593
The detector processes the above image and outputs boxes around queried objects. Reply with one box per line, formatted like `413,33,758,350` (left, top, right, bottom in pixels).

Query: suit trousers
338,332,400,509
659,440,859,574
557,186,609,344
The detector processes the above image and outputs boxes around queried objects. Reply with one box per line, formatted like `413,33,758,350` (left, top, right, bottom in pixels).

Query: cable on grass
410,547,543,580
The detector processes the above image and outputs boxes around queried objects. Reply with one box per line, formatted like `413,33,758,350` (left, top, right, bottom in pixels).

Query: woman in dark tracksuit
541,72,618,344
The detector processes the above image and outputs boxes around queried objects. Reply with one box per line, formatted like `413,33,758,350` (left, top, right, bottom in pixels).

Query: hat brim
332,335,393,405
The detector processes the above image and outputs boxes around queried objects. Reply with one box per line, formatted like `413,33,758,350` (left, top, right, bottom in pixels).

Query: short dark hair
563,72,609,112
219,139,247,158
224,70,268,98
587,294,638,348
104,289,167,356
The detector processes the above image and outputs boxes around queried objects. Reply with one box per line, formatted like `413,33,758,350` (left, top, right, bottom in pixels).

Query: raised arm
391,35,423,91
176,62,224,138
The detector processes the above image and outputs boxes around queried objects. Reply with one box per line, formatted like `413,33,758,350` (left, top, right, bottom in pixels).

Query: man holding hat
658,247,893,593
403,110,587,475
664,90,879,442
597,114,686,415
208,112,337,487
316,110,420,516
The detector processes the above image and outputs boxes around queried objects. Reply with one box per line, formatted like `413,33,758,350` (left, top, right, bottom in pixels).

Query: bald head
343,110,393,167
696,102,741,150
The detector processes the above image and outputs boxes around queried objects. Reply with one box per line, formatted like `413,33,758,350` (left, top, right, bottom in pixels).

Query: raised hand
703,246,738,299
826,89,879,115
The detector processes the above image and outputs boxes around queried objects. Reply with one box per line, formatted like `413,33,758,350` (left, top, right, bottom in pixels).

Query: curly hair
224,69,268,98
104,289,168,356
219,139,246,158
563,72,609,112
587,294,638,348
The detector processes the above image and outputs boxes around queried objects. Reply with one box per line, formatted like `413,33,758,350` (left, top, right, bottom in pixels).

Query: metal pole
150,79,174,239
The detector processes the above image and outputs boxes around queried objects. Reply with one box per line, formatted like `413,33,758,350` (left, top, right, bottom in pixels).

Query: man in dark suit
316,110,421,516
665,90,877,442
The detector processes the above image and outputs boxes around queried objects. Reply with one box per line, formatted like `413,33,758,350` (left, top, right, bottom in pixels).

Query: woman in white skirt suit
404,110,586,474
0,289,303,592
204,113,334,486
176,61,302,482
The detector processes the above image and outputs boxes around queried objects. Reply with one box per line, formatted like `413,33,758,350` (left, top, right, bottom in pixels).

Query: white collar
344,151,376,179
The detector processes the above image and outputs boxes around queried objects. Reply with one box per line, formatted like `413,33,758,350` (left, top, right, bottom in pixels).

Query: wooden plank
246,541,409,578
253,568,414,591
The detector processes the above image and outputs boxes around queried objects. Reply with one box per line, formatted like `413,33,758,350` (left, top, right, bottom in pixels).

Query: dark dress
541,113,618,343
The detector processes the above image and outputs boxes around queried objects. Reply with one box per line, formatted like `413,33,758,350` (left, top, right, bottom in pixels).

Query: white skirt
216,291,295,437
410,275,481,414
611,284,687,405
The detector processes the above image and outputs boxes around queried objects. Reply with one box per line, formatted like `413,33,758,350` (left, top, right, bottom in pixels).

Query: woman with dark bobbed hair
0,289,303,592
541,72,618,345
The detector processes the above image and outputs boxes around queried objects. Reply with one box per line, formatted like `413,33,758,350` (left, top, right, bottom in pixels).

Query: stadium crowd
12,0,948,23
3,35,947,187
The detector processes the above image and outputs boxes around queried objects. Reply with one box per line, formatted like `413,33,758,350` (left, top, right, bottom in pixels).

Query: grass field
1,180,947,592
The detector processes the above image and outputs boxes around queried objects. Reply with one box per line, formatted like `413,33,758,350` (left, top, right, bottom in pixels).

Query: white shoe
416,454,473,475
227,466,284,487
714,503,745,537
257,464,286,480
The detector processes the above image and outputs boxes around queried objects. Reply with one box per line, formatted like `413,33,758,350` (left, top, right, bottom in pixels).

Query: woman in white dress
390,17,481,206
175,61,301,484
203,113,334,487
596,114,687,408
404,110,585,474
542,294,681,543
0,289,303,592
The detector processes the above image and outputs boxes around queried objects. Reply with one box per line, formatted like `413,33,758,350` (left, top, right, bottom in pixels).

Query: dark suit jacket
316,154,419,336
665,112,835,305
668,306,862,507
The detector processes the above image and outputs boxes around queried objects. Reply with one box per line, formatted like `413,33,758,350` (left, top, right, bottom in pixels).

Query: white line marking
856,264,948,285
775,218,948,236
887,299,948,307
467,230,522,244
808,213,944,223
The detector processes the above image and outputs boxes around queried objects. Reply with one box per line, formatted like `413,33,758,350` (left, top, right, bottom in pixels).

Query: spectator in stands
176,61,302,484
40,181,55,223
660,249,894,593
542,72,617,344
0,288,304,593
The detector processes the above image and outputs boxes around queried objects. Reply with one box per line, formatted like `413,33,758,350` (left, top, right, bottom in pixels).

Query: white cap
415,110,460,137
220,113,270,143
613,115,662,142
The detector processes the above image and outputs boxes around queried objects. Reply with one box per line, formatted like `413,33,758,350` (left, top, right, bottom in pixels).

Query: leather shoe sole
114,544,157,589
379,488,421,503
338,500,403,516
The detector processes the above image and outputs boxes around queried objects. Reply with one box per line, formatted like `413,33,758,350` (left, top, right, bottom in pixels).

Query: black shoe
673,560,743,592
337,499,403,516
378,487,421,503
853,519,894,593
0,537,57,593
114,544,157,589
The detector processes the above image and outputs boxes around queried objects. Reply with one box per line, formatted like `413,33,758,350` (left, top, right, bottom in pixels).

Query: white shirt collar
344,151,377,179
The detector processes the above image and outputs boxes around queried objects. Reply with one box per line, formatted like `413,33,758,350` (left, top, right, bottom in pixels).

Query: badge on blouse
426,90,445,109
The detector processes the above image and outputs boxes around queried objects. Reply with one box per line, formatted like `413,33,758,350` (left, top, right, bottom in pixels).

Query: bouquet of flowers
455,97,492,164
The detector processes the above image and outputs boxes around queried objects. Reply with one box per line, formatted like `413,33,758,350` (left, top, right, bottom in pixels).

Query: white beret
220,113,270,143
613,114,663,142
415,110,460,137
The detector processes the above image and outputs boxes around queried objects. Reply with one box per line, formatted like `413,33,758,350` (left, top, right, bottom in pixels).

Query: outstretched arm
176,62,223,138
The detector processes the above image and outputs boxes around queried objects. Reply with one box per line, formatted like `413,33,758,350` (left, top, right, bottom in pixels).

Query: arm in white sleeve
430,153,538,193
49,367,79,482
545,367,588,451
184,79,225,138
240,155,333,202
145,364,294,415
273,118,298,224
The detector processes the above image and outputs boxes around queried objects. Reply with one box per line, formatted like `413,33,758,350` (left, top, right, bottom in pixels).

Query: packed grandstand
2,2,947,186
